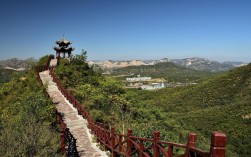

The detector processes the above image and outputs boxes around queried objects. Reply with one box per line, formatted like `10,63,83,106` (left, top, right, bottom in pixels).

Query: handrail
46,58,227,157
56,110,79,156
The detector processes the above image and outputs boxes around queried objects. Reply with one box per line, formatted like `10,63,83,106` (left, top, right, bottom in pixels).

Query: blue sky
0,0,250,62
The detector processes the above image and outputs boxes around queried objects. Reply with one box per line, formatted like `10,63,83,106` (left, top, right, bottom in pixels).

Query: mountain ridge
0,58,37,70
88,57,247,72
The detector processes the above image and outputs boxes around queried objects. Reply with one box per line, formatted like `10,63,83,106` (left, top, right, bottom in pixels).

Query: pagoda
53,35,74,59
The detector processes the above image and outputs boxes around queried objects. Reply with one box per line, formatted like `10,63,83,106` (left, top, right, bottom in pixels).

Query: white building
141,82,165,90
126,77,151,82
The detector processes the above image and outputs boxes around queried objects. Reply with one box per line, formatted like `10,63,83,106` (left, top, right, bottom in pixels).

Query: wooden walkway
39,70,108,157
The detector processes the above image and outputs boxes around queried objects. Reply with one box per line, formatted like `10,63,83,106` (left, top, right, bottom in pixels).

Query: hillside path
39,70,108,157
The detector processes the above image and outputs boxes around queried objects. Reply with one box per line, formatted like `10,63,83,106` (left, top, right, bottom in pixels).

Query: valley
54,53,251,156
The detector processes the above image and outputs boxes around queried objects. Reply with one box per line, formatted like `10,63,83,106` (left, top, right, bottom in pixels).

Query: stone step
66,120,86,127
67,123,85,129
67,124,86,129
57,106,76,112
62,111,79,116
65,119,85,124
48,86,58,91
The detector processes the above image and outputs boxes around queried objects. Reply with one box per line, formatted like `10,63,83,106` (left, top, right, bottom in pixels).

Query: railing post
60,131,66,155
139,139,144,157
127,129,133,157
56,111,66,155
107,125,111,148
100,123,103,143
210,131,227,157
185,132,197,157
98,123,101,142
119,135,122,153
167,145,173,157
102,123,105,143
96,124,100,143
104,124,109,151
111,127,116,157
153,131,160,157
90,122,93,134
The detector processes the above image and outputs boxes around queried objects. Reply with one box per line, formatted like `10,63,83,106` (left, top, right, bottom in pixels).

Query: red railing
49,67,227,157
56,110,67,154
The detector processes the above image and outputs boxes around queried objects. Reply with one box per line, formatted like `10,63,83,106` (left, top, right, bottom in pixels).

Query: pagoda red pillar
56,52,60,58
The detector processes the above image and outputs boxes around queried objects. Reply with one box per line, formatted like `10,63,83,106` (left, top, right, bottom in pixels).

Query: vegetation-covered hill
111,62,216,82
54,52,250,156
0,56,61,156
0,57,35,84
0,57,37,69
132,63,251,156
0,68,25,84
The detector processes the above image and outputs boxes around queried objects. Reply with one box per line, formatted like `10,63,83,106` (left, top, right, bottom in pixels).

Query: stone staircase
39,70,108,157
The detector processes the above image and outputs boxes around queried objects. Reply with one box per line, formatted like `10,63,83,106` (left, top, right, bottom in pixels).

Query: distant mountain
169,57,246,72
142,58,169,64
88,58,169,69
0,58,37,70
88,60,147,69
88,57,246,72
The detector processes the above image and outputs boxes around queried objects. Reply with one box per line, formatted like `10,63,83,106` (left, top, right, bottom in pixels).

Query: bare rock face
88,60,147,69
129,60,146,66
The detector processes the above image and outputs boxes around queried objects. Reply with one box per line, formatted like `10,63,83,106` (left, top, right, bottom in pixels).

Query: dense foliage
0,58,61,156
55,52,251,156
131,64,251,157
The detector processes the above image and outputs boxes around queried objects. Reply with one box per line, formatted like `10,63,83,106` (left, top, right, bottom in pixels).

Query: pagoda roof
55,35,71,45
53,46,75,52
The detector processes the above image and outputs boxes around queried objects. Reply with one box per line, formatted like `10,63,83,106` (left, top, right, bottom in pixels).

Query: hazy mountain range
0,57,247,72
88,57,247,72
0,58,37,70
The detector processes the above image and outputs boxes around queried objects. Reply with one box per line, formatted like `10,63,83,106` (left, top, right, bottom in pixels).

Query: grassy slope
133,64,251,156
